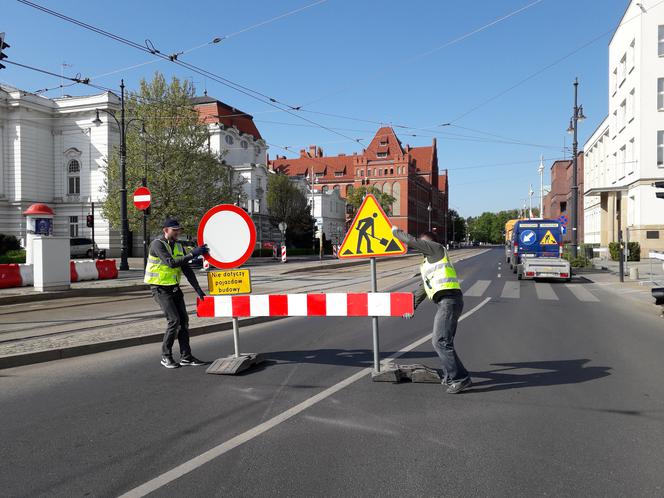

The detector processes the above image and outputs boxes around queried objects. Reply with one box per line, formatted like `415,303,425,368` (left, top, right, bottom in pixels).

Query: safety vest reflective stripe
144,240,185,286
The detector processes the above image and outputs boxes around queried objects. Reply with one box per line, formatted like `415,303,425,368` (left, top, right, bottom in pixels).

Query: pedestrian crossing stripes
458,279,601,303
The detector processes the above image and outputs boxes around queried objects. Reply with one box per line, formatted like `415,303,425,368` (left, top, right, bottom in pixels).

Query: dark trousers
152,285,191,358
432,293,469,382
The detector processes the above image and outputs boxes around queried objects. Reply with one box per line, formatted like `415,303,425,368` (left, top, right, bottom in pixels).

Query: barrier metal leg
232,317,240,358
370,257,380,373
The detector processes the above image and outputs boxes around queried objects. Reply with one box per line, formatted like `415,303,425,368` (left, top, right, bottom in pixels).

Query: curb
0,283,150,306
0,315,284,370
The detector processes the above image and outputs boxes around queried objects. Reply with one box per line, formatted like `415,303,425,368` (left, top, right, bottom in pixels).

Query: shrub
609,241,640,261
0,249,26,264
0,234,21,256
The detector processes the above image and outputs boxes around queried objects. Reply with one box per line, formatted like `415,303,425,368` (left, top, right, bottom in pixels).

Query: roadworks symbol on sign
338,194,406,258
540,230,558,245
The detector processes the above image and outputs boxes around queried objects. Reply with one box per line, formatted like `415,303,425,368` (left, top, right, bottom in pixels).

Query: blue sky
3,0,630,216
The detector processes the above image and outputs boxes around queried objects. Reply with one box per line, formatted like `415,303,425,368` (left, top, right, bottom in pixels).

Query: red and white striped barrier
332,244,339,259
272,245,278,260
197,292,413,318
0,260,118,288
281,245,287,263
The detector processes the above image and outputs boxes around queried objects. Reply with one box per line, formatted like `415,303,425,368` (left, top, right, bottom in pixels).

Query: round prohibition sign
197,204,256,269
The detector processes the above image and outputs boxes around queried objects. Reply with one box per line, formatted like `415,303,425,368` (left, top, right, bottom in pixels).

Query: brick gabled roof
365,127,404,160
270,154,356,181
193,97,262,140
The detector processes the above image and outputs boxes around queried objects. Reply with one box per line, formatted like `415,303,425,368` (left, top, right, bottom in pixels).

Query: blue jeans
432,294,468,382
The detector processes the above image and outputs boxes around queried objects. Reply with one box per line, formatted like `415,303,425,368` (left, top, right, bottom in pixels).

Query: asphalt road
2,248,663,497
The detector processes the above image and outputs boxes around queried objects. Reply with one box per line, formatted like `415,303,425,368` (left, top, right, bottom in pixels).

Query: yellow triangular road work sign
338,194,406,259
540,230,558,245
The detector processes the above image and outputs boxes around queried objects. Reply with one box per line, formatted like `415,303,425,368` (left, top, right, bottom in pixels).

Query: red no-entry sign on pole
133,187,151,211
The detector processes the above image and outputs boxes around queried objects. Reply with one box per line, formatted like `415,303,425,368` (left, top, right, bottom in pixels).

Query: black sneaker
161,356,180,369
180,355,206,366
446,377,472,394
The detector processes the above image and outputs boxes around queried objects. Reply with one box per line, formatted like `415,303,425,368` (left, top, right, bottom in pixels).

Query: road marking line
464,280,491,297
535,282,558,300
500,281,520,299
564,284,599,302
497,273,501,278
118,299,491,498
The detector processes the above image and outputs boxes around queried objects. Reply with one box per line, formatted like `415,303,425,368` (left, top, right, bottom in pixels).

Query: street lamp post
427,202,432,232
93,79,145,271
566,77,586,259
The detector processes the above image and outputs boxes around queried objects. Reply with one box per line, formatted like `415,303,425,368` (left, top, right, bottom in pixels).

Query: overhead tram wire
445,0,664,123
17,0,363,147
296,0,545,108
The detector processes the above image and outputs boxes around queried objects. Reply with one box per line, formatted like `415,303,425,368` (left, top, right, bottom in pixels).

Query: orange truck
504,219,519,264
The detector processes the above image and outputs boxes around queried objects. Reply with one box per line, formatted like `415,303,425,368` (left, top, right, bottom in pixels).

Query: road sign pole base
371,362,441,384
205,353,264,375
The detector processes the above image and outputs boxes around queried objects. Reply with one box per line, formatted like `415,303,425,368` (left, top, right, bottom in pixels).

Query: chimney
300,149,307,158
309,145,317,157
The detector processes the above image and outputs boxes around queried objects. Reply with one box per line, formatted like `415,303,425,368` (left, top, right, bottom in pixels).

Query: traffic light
86,214,94,227
654,181,664,200
0,33,9,70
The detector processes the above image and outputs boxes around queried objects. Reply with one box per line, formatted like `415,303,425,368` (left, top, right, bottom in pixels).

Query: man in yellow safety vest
392,226,472,394
145,218,208,369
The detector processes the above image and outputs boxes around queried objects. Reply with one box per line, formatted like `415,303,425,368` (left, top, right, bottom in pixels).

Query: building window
612,68,617,94
392,182,401,215
315,172,324,178
322,185,328,193
659,26,664,57
69,216,79,237
254,145,261,155
390,168,393,175
628,39,635,71
612,111,618,137
628,89,635,121
647,231,660,239
619,54,627,84
384,169,388,175
619,145,626,179
346,185,353,195
333,185,340,191
379,139,388,146
67,159,80,195
376,152,388,158
658,131,664,166
225,135,234,145
334,171,343,177
659,79,664,111
627,138,635,174
619,100,626,131
241,140,248,149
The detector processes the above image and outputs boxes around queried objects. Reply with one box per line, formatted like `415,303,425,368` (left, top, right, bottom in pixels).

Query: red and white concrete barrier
281,245,287,263
0,259,118,288
197,292,414,318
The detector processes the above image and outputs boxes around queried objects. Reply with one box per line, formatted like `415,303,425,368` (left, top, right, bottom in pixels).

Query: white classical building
291,177,347,243
0,84,120,252
192,95,280,245
584,0,664,255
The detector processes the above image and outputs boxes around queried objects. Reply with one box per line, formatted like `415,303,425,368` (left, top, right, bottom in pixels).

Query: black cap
162,218,182,229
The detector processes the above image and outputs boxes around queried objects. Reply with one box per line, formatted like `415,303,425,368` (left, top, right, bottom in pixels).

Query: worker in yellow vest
145,218,208,369
392,227,471,394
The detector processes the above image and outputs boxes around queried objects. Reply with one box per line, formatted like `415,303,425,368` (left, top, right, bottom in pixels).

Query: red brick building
543,152,584,243
269,127,448,237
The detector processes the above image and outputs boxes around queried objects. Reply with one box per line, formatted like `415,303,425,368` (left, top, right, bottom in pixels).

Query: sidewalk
579,257,663,313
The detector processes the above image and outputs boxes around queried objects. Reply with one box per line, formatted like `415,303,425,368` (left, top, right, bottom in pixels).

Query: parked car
70,238,99,259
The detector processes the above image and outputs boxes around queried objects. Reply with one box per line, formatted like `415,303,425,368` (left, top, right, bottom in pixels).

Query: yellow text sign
207,269,252,295
339,194,406,259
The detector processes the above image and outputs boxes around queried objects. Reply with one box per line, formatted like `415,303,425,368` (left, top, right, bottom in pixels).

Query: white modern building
291,177,347,244
0,84,120,252
584,0,664,255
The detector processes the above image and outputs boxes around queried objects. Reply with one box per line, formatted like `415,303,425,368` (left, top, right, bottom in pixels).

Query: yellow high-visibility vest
144,240,185,286
420,253,461,299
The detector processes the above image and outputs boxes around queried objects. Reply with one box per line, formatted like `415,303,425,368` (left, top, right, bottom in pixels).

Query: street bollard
629,267,639,281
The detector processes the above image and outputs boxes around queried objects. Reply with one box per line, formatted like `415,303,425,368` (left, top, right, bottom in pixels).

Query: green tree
447,209,466,243
345,185,395,214
266,173,315,247
101,72,244,237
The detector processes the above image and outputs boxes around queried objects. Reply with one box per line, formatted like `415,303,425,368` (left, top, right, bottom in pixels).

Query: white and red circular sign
133,187,151,210
197,204,256,269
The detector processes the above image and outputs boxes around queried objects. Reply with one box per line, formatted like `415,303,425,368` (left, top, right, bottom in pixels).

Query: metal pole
370,257,380,373
617,192,624,283
142,134,148,269
571,78,579,259
232,317,240,358
119,79,130,271
91,201,95,260
539,155,544,217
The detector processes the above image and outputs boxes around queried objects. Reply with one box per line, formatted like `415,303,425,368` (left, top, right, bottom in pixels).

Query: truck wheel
513,266,517,274
517,272,522,280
